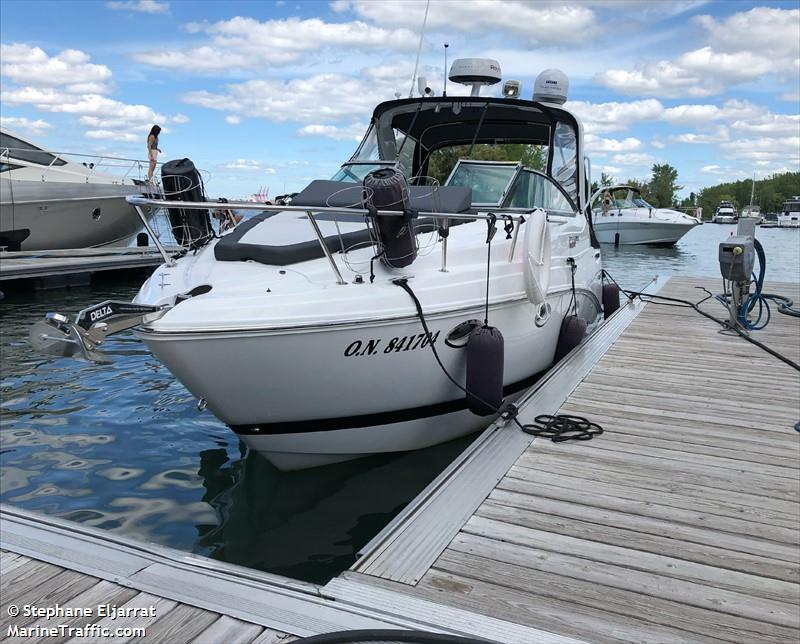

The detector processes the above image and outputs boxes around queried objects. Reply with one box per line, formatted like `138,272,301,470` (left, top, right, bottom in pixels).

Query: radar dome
449,58,502,96
533,69,569,105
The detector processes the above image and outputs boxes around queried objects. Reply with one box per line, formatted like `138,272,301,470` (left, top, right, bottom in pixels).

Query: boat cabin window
504,169,575,214
785,200,800,213
352,125,380,162
426,143,546,186
0,132,67,167
330,161,393,183
551,121,578,205
445,160,519,207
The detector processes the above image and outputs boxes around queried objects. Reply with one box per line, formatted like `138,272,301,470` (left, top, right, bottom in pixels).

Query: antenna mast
443,42,449,97
409,0,431,97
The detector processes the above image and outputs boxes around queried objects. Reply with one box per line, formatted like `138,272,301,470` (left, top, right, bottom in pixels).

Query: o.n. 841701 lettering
344,331,440,357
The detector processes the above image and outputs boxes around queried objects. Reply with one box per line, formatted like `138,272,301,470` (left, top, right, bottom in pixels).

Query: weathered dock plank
342,277,800,643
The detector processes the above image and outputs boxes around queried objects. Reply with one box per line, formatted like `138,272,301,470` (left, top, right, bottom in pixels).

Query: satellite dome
448,58,502,96
533,69,569,105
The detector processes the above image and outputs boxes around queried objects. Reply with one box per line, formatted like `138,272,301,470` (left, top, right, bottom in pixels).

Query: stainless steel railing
127,195,530,284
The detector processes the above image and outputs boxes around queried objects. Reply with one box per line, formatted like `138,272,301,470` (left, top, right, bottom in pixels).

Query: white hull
138,290,595,470
1,178,147,250
778,215,800,228
593,219,697,245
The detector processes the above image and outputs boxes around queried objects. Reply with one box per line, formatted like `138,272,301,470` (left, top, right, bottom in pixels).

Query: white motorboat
779,196,800,228
712,201,737,224
0,129,152,250
590,185,700,245
32,62,608,470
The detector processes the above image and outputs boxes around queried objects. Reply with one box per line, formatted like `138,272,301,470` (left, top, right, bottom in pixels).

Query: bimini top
357,96,584,209
369,96,574,161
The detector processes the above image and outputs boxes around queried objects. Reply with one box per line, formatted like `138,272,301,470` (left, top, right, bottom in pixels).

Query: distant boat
743,173,764,223
779,196,800,228
0,129,152,251
712,201,737,224
590,185,700,245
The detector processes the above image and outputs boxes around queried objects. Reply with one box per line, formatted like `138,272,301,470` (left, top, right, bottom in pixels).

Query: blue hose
738,238,770,330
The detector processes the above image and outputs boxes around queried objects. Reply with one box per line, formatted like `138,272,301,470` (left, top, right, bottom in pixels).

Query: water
1,222,798,583
602,223,800,289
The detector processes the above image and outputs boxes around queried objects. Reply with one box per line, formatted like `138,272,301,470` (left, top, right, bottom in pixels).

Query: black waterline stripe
229,367,547,436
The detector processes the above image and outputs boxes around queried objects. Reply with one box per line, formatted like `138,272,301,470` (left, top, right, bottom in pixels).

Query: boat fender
602,283,621,319
523,211,551,306
554,314,587,362
466,325,504,416
363,168,418,268
161,158,213,249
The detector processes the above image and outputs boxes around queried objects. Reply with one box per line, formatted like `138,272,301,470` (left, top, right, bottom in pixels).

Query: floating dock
0,247,177,288
2,276,798,643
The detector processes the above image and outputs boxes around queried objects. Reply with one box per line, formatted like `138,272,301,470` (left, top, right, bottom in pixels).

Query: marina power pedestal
718,218,759,330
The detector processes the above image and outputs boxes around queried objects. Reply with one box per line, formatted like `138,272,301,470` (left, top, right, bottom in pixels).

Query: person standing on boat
146,125,161,183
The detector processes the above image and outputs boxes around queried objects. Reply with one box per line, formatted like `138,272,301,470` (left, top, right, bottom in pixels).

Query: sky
1,0,798,199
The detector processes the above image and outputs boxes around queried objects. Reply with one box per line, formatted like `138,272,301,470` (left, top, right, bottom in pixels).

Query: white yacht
32,62,608,470
779,196,800,228
712,201,737,224
0,129,151,250
590,185,700,245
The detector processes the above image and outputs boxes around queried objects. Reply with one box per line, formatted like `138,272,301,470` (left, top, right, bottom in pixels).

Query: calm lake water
1,222,798,583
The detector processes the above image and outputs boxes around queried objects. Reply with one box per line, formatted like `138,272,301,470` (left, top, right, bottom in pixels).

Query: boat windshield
594,188,651,210
0,132,67,167
784,201,800,212
330,162,393,183
445,160,519,207
335,124,415,182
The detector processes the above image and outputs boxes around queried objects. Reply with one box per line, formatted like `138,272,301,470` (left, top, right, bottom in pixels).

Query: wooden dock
2,276,798,643
0,247,176,286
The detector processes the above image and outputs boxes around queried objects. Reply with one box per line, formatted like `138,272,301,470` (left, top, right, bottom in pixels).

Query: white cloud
595,6,799,97
584,134,642,154
3,87,184,143
84,129,140,142
719,136,800,165
610,153,657,166
596,165,623,178
660,126,730,145
344,1,597,46
693,7,799,64
225,115,241,125
0,44,112,94
0,116,53,134
730,114,800,138
297,122,366,141
223,159,262,170
106,0,169,13
1,43,187,145
134,17,418,72
183,74,382,124
568,99,663,134
660,99,760,125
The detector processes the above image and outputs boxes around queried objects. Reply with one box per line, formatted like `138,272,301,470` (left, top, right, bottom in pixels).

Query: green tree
427,143,545,184
649,163,682,208
591,171,616,193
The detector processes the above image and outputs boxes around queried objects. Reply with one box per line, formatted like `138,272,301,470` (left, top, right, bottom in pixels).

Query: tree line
593,167,799,219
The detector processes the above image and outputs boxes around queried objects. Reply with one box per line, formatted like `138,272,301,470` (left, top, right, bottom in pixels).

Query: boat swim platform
1,276,798,643
0,247,180,287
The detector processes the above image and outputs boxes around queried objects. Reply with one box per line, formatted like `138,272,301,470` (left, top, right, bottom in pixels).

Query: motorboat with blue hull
30,61,607,470
591,185,700,246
